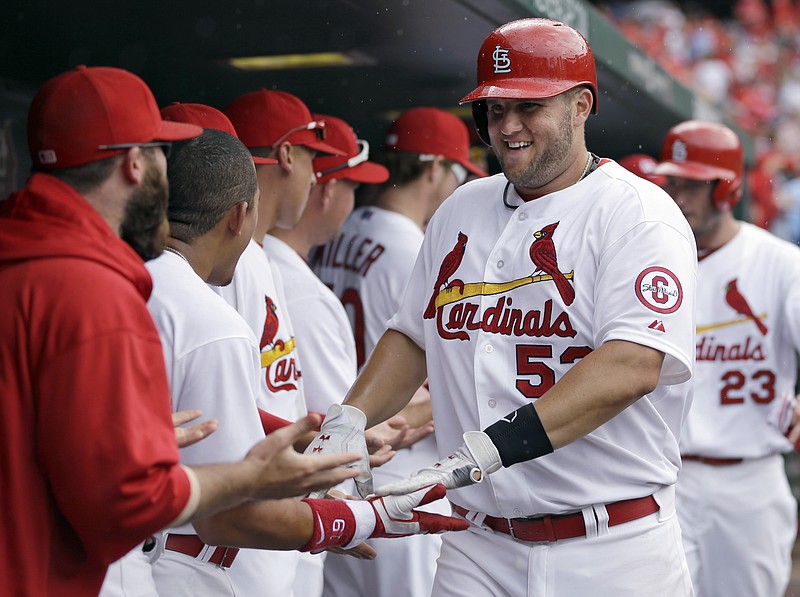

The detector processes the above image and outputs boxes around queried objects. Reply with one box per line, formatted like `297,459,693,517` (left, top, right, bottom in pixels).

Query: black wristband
483,403,554,467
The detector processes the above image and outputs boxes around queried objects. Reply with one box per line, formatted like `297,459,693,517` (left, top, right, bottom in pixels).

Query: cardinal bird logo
529,222,575,306
424,231,468,319
260,296,280,349
724,279,768,336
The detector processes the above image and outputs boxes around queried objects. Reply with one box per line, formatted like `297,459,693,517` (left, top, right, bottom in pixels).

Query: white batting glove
367,484,469,539
305,404,372,498
373,431,502,496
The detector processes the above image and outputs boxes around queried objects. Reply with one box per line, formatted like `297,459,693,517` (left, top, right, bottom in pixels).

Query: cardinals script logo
424,228,578,342
260,295,301,392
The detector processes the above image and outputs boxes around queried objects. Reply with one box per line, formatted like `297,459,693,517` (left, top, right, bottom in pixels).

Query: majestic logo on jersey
492,45,512,73
648,320,666,332
259,295,301,393
724,278,768,336
635,266,683,314
671,139,688,162
528,222,575,306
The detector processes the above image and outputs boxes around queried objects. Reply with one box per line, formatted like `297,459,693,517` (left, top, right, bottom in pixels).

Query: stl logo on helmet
671,140,688,163
492,45,512,74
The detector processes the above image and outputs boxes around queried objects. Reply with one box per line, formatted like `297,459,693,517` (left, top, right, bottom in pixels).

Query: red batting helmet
460,18,598,145
654,120,744,211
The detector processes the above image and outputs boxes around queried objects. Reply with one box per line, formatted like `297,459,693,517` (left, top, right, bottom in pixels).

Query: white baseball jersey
315,207,446,597
315,206,424,368
213,238,307,422
211,238,306,595
261,235,354,597
680,222,800,457
676,221,800,597
145,252,267,596
264,235,357,414
389,162,697,517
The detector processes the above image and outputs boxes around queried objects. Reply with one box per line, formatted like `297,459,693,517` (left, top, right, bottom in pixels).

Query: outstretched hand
245,413,361,499
173,409,218,449
374,431,502,496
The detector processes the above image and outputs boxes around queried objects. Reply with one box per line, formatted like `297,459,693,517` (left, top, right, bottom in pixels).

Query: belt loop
542,515,556,542
581,506,599,539
593,503,611,536
218,547,235,569
196,543,216,564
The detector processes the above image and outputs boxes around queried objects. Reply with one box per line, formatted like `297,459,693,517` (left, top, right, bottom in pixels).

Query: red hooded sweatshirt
0,173,190,596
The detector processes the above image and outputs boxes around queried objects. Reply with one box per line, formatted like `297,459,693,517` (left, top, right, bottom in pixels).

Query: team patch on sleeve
635,266,683,314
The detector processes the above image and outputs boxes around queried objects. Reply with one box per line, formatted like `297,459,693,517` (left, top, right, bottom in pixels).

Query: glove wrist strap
300,498,375,553
483,403,554,467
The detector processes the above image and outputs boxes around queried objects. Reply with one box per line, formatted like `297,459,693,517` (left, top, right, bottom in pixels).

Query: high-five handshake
305,402,507,498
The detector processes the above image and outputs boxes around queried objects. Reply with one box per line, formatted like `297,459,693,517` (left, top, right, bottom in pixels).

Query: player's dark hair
249,146,278,161
166,128,257,242
43,155,121,194
372,150,433,189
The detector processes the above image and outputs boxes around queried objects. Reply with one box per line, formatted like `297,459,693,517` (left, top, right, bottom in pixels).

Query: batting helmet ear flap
472,100,490,146
713,176,742,211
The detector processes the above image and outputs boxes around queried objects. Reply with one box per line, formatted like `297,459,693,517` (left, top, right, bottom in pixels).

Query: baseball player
0,65,361,597
312,106,486,597
265,113,392,597
307,18,698,596
146,127,466,596
654,121,800,597
222,90,358,597
266,114,389,416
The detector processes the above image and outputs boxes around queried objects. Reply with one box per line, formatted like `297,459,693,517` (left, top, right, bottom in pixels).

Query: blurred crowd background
598,0,800,245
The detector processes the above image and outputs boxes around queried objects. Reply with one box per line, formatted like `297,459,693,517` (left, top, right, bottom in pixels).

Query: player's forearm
179,461,262,523
192,498,314,550
344,329,427,426
395,396,433,429
534,339,664,449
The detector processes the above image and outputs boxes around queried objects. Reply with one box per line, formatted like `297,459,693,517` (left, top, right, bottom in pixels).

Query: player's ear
120,147,147,185
227,201,249,236
572,87,593,126
275,142,293,173
319,180,336,209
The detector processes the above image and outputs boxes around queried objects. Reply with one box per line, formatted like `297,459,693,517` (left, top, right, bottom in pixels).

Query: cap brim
322,161,390,184
253,156,278,165
653,161,735,181
302,139,347,157
460,79,566,104
156,119,204,141
459,158,488,178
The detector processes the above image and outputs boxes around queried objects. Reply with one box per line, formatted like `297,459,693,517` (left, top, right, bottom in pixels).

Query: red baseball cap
618,153,666,187
312,114,389,184
225,89,345,157
384,107,487,178
160,102,277,165
28,65,202,170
